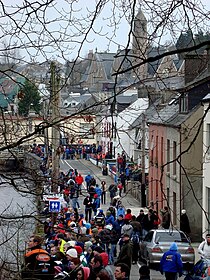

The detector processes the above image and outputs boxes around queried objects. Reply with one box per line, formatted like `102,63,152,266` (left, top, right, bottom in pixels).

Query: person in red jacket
75,173,84,194
124,209,132,221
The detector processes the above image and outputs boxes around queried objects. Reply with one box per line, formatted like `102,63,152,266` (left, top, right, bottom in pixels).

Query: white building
115,97,149,158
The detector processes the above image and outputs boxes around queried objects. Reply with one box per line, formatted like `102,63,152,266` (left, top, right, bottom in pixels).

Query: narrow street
59,158,188,280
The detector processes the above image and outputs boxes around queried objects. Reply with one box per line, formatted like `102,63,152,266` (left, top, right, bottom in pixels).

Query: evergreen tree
18,79,41,116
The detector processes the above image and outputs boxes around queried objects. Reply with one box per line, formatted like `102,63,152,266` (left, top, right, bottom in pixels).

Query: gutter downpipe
179,125,182,228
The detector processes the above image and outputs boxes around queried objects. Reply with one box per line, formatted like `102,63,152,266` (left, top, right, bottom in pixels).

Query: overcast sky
1,0,210,63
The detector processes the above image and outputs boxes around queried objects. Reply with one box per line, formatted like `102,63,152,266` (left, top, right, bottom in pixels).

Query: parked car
139,229,195,268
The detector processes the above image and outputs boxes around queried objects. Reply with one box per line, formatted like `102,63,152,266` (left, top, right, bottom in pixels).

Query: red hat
74,245,83,255
100,252,109,266
57,223,64,229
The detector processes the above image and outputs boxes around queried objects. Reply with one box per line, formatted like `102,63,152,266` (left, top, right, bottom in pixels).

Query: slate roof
95,52,115,80
129,99,161,129
63,93,91,106
80,45,185,89
147,99,197,127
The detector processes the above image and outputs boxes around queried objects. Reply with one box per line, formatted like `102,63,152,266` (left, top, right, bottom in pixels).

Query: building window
173,192,177,225
150,135,154,165
180,93,188,113
167,187,170,205
173,141,177,175
151,177,153,200
155,180,158,201
160,137,163,166
155,135,158,167
167,139,170,172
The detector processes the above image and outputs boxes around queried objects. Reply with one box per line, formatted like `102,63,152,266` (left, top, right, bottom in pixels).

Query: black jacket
83,197,93,208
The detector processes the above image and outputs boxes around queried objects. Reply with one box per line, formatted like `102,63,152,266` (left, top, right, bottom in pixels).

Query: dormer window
180,93,188,113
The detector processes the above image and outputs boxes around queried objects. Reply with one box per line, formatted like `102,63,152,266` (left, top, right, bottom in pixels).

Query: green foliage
18,79,41,116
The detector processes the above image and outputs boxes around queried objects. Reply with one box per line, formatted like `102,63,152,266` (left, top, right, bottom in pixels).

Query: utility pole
50,61,60,193
43,95,50,168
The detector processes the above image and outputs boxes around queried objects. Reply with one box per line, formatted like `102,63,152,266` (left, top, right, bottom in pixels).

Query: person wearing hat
64,240,76,253
75,246,87,267
76,266,90,280
105,210,115,225
92,227,99,236
100,252,115,280
198,233,210,259
66,249,77,261
160,242,183,280
84,222,92,235
53,223,65,236
66,248,82,279
180,209,191,237
95,184,102,200
84,241,93,266
93,194,100,216
95,209,105,227
115,234,133,271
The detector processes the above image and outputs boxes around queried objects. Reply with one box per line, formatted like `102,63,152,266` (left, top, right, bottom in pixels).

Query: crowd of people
21,165,158,280
20,153,198,280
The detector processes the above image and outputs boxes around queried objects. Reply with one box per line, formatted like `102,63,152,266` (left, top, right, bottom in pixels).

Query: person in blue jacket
105,210,115,225
160,242,183,280
85,172,92,191
95,184,102,207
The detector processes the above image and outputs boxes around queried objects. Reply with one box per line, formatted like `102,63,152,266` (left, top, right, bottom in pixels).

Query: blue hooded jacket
105,214,115,225
160,242,183,274
95,185,102,197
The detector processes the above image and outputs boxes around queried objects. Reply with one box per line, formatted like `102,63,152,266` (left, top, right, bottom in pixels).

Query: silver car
139,229,195,268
